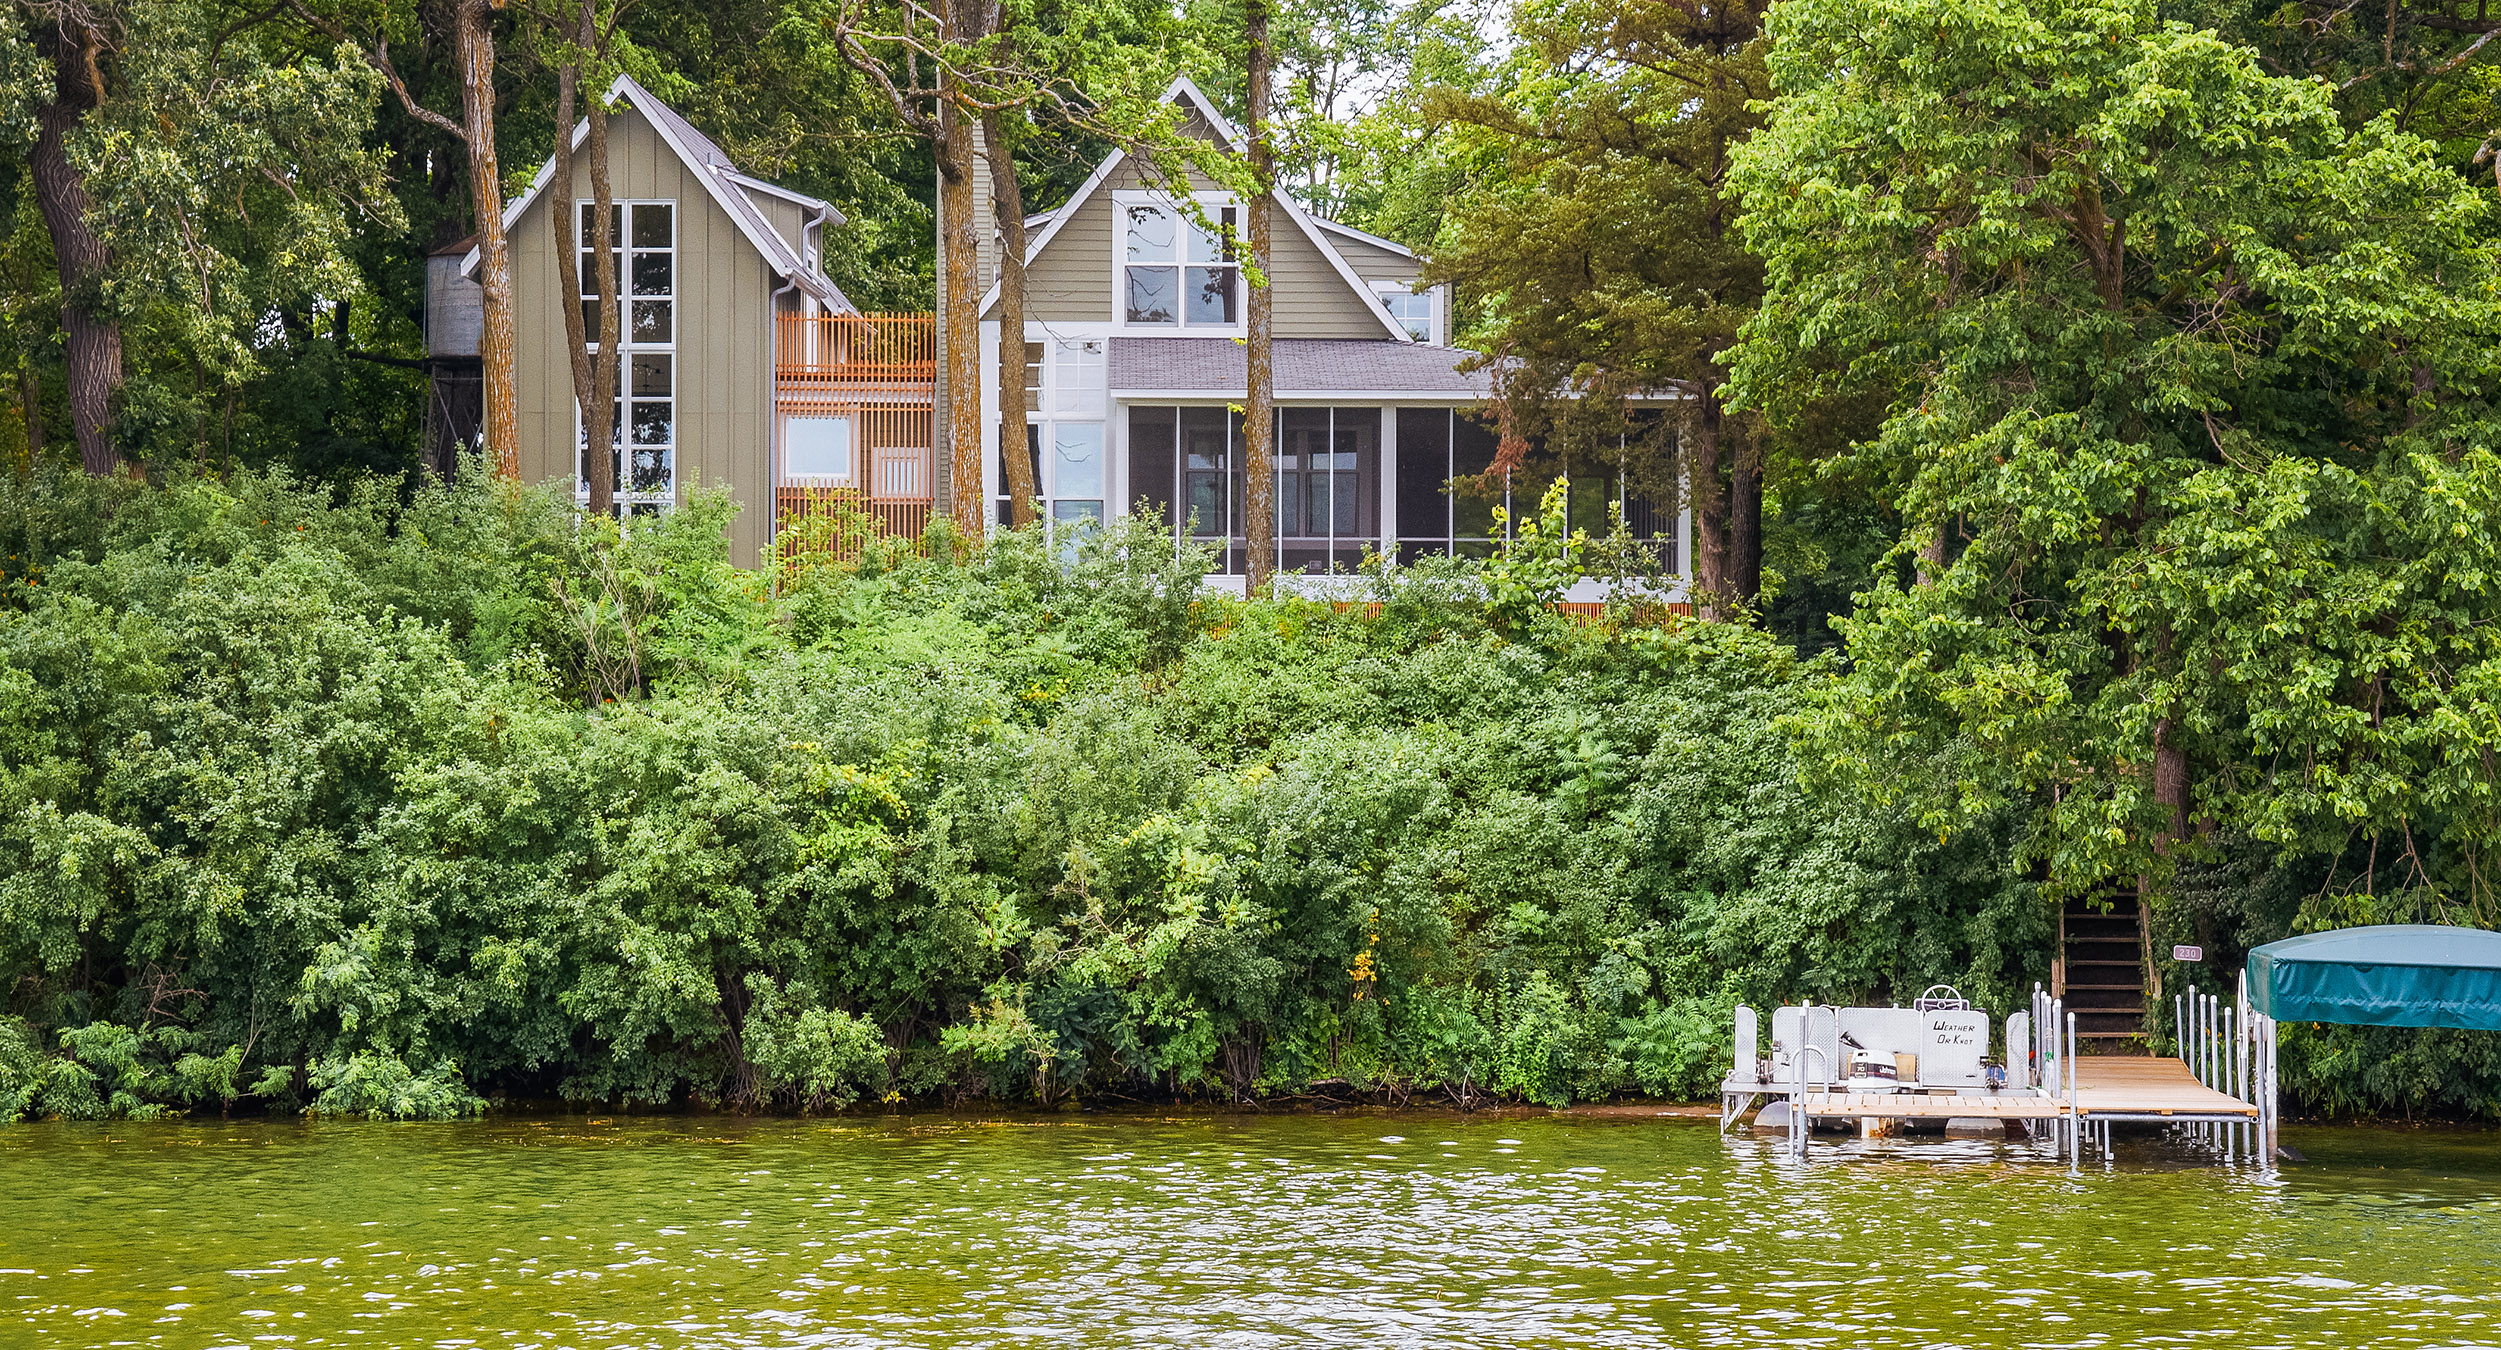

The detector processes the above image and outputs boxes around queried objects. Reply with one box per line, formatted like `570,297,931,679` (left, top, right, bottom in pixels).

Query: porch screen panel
1325,408,1379,572
1129,407,1178,540
1178,406,1242,574
1396,408,1452,563
1452,413,1501,556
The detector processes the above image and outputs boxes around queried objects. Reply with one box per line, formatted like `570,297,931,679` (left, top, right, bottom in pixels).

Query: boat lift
1718,982,2278,1165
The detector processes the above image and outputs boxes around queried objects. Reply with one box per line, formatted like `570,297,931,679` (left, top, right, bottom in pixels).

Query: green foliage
1731,0,2501,912
308,1052,486,1120
0,463,2057,1118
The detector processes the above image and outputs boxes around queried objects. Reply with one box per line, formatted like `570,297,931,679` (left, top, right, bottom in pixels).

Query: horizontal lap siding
1021,189,1115,322
1322,232,1421,286
1016,153,1390,338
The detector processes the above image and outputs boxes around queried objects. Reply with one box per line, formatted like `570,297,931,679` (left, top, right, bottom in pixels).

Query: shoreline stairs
2057,895,2150,1043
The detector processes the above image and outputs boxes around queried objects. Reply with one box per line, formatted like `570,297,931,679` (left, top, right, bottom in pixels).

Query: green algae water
4,1114,2498,1348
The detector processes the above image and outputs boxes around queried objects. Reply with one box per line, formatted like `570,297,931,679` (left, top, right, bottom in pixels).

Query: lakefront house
429,76,1687,592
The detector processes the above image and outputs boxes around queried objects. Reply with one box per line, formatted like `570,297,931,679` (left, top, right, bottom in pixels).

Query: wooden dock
1777,1058,2255,1122
2070,1055,2257,1119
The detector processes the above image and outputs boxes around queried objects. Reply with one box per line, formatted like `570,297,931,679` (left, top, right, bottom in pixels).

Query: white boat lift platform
1724,983,2278,1165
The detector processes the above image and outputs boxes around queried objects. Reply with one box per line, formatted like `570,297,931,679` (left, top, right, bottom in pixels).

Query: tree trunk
459,0,519,479
937,100,985,526
549,2,620,514
1689,394,1725,619
1243,0,1276,594
1726,408,1761,610
18,358,43,465
984,110,1039,528
29,24,123,477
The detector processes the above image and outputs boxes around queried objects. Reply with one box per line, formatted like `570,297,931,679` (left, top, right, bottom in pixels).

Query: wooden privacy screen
774,313,936,563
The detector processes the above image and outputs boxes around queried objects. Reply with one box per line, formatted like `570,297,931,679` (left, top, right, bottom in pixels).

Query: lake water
4,1112,2497,1348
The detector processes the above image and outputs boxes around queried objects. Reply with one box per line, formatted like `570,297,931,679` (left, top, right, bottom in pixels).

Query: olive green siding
1319,229,1420,285
1006,153,1394,338
743,188,806,257
509,104,778,568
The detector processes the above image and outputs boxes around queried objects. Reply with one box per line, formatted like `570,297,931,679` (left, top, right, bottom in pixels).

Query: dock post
2066,1011,2080,1169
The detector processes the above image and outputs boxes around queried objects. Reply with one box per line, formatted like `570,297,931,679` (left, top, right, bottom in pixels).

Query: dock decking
1780,1059,2257,1121
2069,1055,2258,1119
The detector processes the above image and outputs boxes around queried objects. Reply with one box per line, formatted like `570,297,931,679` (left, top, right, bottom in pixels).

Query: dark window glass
1396,408,1451,547
1330,408,1376,541
1452,412,1500,544
630,400,672,447
632,203,672,249
578,202,623,248
631,354,671,399
1129,407,1177,528
1179,406,1234,537
632,252,673,297
1278,408,1330,537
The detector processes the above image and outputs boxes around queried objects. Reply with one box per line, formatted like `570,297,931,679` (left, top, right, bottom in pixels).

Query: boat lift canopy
2245,925,2501,1031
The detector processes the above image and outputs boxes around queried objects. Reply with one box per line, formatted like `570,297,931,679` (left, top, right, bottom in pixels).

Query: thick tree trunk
549,5,620,514
1243,0,1276,593
1689,394,1725,619
1726,409,1761,609
29,27,123,477
937,101,985,526
984,111,1039,528
459,0,519,478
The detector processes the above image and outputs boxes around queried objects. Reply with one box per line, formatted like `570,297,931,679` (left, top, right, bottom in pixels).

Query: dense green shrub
0,463,2081,1119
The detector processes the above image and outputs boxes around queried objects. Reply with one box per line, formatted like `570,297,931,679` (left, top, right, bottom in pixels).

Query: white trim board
979,75,1409,341
463,74,850,311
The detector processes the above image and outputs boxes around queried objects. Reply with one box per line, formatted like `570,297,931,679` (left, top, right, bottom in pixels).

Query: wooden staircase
2056,896,2151,1041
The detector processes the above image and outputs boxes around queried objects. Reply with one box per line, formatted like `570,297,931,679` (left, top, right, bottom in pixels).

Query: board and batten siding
1008,154,1392,339
509,104,778,568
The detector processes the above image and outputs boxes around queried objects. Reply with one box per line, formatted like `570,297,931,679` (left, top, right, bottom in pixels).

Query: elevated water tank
425,239,483,359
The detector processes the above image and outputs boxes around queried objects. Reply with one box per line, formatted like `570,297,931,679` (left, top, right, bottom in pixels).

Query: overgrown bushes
10,462,2456,1121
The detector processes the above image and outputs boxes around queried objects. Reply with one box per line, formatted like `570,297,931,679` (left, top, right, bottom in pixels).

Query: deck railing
775,313,937,564
776,313,936,398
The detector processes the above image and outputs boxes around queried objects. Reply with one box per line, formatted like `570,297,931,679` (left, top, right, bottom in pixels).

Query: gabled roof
1312,215,1416,261
467,75,854,313
981,75,1409,340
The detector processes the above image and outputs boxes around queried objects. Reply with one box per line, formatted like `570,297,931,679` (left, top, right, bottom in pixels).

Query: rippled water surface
5,1112,2499,1348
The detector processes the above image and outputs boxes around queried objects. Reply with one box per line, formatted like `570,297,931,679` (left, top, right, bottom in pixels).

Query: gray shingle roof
1107,338,1491,399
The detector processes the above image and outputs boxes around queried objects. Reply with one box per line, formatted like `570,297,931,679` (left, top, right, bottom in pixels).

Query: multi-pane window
576,200,675,511
1375,284,1435,343
998,338,1106,529
1130,405,1378,574
1119,195,1238,328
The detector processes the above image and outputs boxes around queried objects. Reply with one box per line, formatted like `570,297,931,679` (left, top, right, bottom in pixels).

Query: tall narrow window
1120,196,1238,329
578,200,675,512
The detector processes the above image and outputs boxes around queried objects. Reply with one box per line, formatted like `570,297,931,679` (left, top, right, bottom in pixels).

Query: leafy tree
1729,0,2501,917
1420,0,1771,617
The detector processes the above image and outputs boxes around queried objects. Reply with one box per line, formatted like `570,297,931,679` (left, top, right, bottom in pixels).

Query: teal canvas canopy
2245,926,2501,1031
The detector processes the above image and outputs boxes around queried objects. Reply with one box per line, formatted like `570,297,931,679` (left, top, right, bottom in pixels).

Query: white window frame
574,198,678,513
1001,336,1109,529
1112,191,1244,333
1373,281,1442,346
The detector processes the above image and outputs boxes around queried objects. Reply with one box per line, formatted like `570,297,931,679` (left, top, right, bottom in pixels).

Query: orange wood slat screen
775,313,937,565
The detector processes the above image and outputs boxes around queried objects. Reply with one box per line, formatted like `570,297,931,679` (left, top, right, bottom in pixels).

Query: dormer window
1375,282,1437,344
1119,193,1238,328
